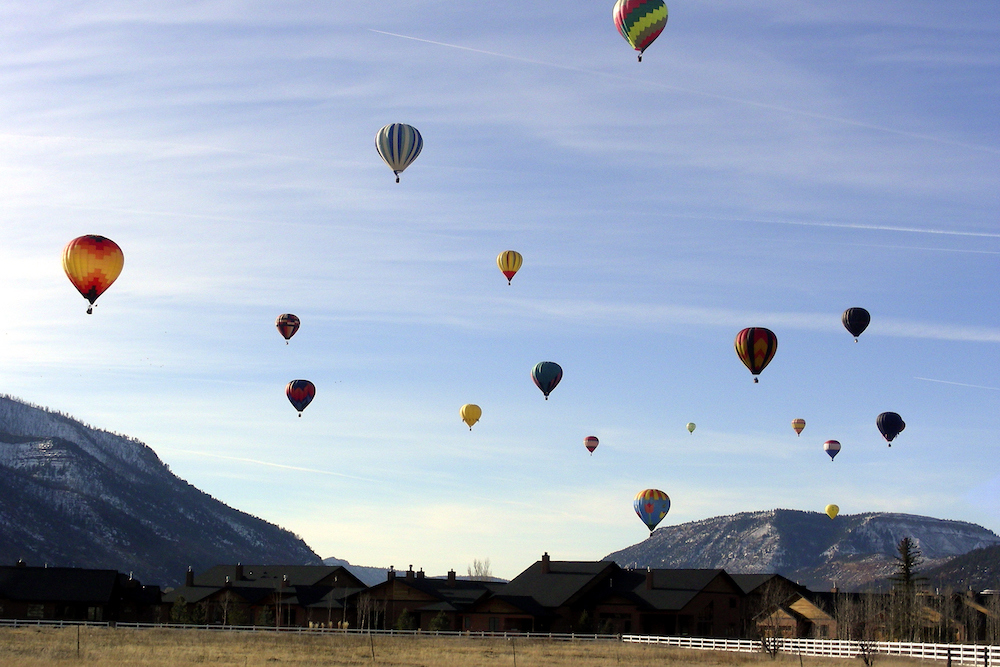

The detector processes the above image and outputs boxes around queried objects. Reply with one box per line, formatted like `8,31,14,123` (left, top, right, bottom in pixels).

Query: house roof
192,565,364,589
499,559,620,609
606,569,741,611
365,575,492,611
0,566,120,604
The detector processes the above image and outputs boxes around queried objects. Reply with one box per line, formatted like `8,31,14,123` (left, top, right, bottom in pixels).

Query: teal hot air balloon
531,361,563,400
375,123,423,183
612,0,668,62
634,489,670,532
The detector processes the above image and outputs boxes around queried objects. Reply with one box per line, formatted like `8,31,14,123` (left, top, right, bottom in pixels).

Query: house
0,561,161,623
754,591,837,639
162,563,366,627
350,566,495,631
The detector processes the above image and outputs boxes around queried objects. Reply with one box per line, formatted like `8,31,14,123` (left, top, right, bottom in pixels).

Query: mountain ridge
0,395,321,587
604,508,1000,591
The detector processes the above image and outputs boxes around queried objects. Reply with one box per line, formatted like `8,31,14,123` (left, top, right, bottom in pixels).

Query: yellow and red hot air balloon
62,235,124,314
497,250,522,285
735,327,777,383
460,404,482,430
791,419,806,436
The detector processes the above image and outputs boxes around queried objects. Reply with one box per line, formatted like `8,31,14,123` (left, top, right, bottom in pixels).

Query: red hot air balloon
791,419,806,436
734,328,777,383
286,380,315,417
276,314,300,344
62,235,124,314
584,436,599,455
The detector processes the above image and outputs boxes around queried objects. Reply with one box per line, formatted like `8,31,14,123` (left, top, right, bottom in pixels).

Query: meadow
0,627,930,667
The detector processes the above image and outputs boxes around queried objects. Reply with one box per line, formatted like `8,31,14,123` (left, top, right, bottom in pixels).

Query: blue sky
0,1,998,580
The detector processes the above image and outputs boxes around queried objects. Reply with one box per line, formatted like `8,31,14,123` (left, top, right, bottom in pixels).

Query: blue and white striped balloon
375,123,423,183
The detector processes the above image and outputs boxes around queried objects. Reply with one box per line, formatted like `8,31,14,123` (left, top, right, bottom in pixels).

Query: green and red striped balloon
613,0,668,62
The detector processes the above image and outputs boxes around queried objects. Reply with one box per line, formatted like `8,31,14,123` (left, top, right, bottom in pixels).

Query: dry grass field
0,627,928,667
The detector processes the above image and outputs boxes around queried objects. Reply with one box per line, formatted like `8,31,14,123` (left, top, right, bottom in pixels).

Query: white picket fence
622,635,999,666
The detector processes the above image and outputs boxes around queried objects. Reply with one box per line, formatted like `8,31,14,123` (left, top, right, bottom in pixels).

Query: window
27,604,44,619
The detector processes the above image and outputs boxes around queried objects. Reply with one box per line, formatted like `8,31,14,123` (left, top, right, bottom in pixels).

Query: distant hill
914,544,1000,593
322,557,390,587
604,509,1000,592
0,395,321,587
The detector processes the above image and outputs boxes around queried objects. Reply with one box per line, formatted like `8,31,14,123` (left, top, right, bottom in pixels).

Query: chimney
281,574,289,589
387,566,395,582
406,565,415,580
16,559,26,568
447,570,456,587
225,576,231,587
417,568,425,579
645,567,654,590
541,552,550,574
185,566,194,587
235,563,244,581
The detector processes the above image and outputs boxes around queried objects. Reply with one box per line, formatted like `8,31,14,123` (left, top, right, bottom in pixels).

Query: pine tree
889,537,928,640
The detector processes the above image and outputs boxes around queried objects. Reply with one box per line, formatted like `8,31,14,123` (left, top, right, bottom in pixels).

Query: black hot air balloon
876,412,905,445
842,308,870,342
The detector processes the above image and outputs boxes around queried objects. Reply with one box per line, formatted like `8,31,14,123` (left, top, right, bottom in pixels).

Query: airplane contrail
368,29,1000,156
914,377,1000,391
165,449,380,482
667,213,1000,240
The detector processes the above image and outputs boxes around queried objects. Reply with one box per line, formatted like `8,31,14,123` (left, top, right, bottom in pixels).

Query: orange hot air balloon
734,327,777,383
62,235,124,314
791,419,806,436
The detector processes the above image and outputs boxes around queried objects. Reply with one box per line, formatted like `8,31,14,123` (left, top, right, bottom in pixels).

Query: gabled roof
606,569,741,611
499,559,620,609
730,574,780,595
0,566,119,603
192,565,364,590
366,576,492,611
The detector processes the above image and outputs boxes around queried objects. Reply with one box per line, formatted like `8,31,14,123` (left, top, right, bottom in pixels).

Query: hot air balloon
531,361,563,400
791,419,806,436
825,504,839,519
375,123,423,183
497,250,522,285
734,327,777,383
824,440,841,461
842,308,870,342
286,380,315,417
62,235,124,314
613,0,667,62
686,423,696,434
584,436,599,455
634,489,670,532
460,404,482,430
876,412,905,445
276,314,300,344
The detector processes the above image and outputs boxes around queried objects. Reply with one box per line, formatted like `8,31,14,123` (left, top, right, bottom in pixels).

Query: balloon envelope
584,436,599,454
842,307,871,341
734,328,777,382
286,380,315,416
460,404,482,430
276,314,300,343
877,412,905,444
531,361,563,400
375,123,423,182
62,235,124,313
497,250,523,285
824,440,841,461
634,489,670,532
825,504,840,519
686,423,696,434
791,419,806,436
613,0,667,61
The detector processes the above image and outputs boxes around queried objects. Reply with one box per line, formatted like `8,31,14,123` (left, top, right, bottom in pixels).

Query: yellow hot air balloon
825,504,839,519
460,404,482,430
791,419,806,436
686,423,696,434
497,250,522,285
62,235,125,314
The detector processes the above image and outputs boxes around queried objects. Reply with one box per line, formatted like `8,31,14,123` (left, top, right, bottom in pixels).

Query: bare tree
467,558,493,581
